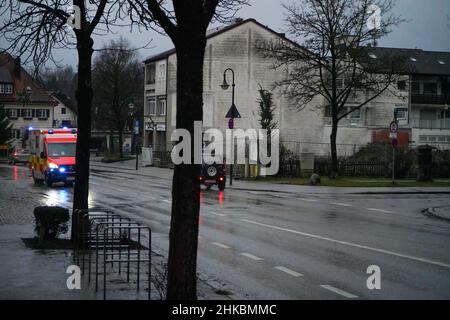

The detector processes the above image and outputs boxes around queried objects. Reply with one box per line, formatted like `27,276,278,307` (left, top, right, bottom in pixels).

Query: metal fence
73,209,152,300
313,159,450,179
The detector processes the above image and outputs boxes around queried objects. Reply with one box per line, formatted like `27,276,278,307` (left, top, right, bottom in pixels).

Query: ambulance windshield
47,143,76,157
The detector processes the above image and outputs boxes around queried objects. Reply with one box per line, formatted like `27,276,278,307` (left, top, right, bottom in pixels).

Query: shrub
34,206,70,242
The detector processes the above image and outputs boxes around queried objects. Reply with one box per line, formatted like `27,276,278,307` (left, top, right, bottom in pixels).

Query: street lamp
221,68,241,186
129,102,139,170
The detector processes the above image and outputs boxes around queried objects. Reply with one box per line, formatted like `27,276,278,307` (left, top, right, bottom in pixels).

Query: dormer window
438,60,445,65
410,58,417,62
0,83,13,94
369,54,377,59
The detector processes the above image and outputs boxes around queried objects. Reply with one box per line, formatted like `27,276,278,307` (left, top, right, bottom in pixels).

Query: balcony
411,94,450,105
411,118,450,130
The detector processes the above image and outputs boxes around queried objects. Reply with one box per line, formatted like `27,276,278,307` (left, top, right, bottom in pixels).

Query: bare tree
92,38,143,159
0,0,143,241
259,0,405,177
130,0,249,300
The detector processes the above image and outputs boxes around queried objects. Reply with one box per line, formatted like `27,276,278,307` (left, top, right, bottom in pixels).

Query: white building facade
142,19,450,159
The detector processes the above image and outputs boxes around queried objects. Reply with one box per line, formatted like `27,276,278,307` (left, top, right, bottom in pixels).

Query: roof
363,47,450,76
143,18,297,64
50,91,78,114
0,52,53,104
0,66,13,83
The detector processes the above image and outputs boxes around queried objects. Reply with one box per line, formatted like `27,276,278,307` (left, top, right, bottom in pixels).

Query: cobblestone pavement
0,166,38,225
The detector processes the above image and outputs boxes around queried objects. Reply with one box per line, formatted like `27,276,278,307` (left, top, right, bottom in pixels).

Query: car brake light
219,176,224,181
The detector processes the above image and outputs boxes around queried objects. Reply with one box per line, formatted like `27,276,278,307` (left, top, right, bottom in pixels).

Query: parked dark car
9,148,30,165
199,162,226,191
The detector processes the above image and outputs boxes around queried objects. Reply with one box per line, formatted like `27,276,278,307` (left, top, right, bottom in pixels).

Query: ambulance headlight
59,167,66,173
49,163,58,169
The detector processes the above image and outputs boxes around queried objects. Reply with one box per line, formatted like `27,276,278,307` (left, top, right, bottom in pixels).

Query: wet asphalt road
1,162,450,299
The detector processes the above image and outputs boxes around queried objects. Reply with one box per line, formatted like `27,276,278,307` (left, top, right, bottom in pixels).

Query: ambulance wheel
45,175,52,187
32,171,42,185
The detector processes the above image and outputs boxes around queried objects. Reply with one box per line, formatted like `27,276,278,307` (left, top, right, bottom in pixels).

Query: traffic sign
392,138,398,148
228,118,234,129
390,121,398,133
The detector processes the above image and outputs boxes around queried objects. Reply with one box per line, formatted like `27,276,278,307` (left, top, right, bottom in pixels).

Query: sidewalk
90,158,450,195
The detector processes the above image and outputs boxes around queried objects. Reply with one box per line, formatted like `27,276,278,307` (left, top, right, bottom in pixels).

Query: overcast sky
3,0,450,68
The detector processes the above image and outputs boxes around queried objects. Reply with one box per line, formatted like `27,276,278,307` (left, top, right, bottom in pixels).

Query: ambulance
28,128,77,187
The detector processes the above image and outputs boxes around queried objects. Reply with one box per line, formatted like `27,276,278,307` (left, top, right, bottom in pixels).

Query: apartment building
143,19,450,158
0,53,55,149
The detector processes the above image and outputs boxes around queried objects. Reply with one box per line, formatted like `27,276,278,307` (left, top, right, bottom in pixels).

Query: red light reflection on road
199,191,203,207
13,166,18,181
218,191,224,205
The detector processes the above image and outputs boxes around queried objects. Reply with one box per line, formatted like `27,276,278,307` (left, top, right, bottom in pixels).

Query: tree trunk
118,126,124,159
71,36,94,243
166,35,205,300
330,114,339,179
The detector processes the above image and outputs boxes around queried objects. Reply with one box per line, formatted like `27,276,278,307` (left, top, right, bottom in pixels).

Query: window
424,83,437,95
37,109,47,119
397,80,407,91
48,143,76,157
0,83,13,94
411,82,420,94
9,129,21,139
22,108,32,119
5,84,13,94
61,107,66,115
159,63,166,79
148,99,156,115
146,64,156,84
158,99,166,116
349,107,361,119
7,108,18,118
395,109,407,120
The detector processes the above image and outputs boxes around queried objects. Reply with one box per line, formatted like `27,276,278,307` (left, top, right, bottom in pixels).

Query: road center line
208,212,227,217
301,199,318,202
330,202,352,207
212,242,231,249
241,218,450,269
274,266,303,277
320,285,358,299
367,208,393,213
240,253,264,261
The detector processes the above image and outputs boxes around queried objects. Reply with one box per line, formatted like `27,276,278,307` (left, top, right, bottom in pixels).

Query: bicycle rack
72,209,152,300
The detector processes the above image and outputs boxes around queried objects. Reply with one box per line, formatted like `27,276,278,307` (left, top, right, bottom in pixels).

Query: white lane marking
162,199,171,204
241,219,450,269
240,253,264,261
330,202,352,207
367,208,393,214
212,242,231,249
274,266,303,277
208,211,227,217
320,285,358,299
301,199,318,202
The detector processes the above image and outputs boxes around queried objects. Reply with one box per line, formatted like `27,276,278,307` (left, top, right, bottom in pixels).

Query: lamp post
221,68,241,186
129,102,139,170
